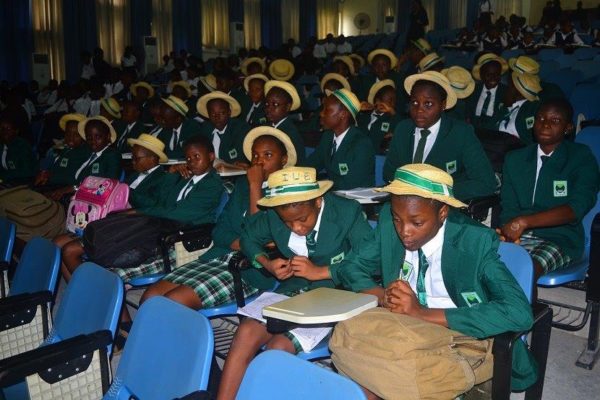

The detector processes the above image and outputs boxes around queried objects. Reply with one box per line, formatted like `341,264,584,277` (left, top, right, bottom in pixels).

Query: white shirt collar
127,121,137,129
190,172,208,184
313,198,325,240
94,145,110,157
213,124,228,135
273,116,288,129
537,145,554,158
483,85,498,95
421,220,445,259
174,123,183,134
333,127,350,148
143,165,160,175
508,99,527,111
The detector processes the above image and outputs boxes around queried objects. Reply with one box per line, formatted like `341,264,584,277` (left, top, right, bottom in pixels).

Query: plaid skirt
519,233,572,274
111,249,173,282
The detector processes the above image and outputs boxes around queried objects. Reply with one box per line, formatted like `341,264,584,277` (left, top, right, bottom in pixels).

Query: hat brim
78,117,117,144
243,74,269,92
173,82,192,98
320,73,351,92
511,73,540,101
268,61,295,82
130,82,155,98
196,92,242,119
333,56,355,76
375,181,466,208
265,81,301,111
367,79,395,105
127,138,168,163
508,58,539,75
257,180,333,207
349,54,365,68
367,49,398,68
472,57,509,80
102,100,121,119
241,58,266,76
161,97,189,117
243,127,297,167
59,113,86,132
404,73,457,109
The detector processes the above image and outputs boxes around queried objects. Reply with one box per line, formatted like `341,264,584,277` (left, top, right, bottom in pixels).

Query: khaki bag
330,308,494,400
0,186,66,241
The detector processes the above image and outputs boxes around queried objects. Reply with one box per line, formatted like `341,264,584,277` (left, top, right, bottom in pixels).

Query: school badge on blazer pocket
461,291,482,307
526,116,535,129
446,160,457,174
339,163,349,175
399,260,413,281
330,252,345,264
228,148,238,159
381,122,390,132
259,117,267,124
92,163,100,174
553,180,567,197
60,158,68,167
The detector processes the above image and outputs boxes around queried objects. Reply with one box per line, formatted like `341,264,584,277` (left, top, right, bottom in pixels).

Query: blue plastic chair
572,60,600,82
498,242,534,303
0,218,16,297
544,69,582,99
237,350,367,400
9,237,61,297
569,83,600,124
574,47,599,60
375,154,386,187
305,146,316,158
537,48,564,61
103,297,214,400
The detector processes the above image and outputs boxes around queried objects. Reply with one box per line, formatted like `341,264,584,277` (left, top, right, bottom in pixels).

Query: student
547,18,584,47
327,164,537,396
469,53,508,127
157,95,202,160
217,166,372,400
196,91,249,164
332,55,361,94
358,49,407,111
130,82,154,127
0,114,37,185
114,101,145,153
242,74,268,127
140,127,297,308
384,71,496,201
498,98,600,279
479,26,507,54
306,89,375,190
240,57,266,77
263,80,305,164
441,66,475,122
396,38,432,76
216,68,247,110
417,52,445,73
357,80,402,153
99,97,122,124
508,55,564,101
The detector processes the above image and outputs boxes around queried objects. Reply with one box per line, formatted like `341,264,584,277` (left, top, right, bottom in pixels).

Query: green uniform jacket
157,119,203,159
0,137,37,183
357,71,408,116
330,205,537,390
138,169,223,226
500,141,600,261
266,118,306,165
75,147,121,184
127,166,169,209
246,103,268,128
489,100,540,145
384,115,497,200
445,98,469,122
199,117,250,163
114,120,146,153
240,193,372,294
48,144,92,186
357,112,402,154
306,126,375,190
467,82,507,128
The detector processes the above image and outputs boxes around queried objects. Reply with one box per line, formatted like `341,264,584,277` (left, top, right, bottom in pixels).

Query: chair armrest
0,291,52,332
465,194,500,222
0,330,112,388
159,223,215,273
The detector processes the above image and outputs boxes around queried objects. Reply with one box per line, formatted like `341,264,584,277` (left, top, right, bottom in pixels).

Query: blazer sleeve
383,121,408,182
568,147,600,221
305,134,327,172
240,211,275,265
453,126,497,200
499,152,522,224
211,186,245,249
102,151,123,180
341,134,375,189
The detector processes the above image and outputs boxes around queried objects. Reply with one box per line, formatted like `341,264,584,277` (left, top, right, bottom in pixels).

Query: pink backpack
66,176,130,236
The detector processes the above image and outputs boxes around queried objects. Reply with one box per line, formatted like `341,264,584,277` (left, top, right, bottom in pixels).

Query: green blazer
246,103,268,128
306,126,375,190
467,82,507,128
445,98,469,122
114,120,146,153
139,169,223,226
267,117,306,165
331,205,537,390
157,119,203,159
500,141,600,261
240,193,372,294
199,117,250,163
357,112,402,154
357,71,408,115
489,100,540,145
127,166,169,209
384,115,497,201
48,144,92,186
0,137,37,183
75,147,121,184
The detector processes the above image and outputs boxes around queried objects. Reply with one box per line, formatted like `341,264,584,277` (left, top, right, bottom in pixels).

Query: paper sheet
335,187,383,199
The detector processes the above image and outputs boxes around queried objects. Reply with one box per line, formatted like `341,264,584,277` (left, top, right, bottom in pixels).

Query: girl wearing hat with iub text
384,71,496,202
217,166,372,400
325,164,537,399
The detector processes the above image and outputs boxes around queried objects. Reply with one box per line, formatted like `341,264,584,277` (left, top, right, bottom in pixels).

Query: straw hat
472,53,508,80
411,38,433,55
59,113,86,131
264,81,301,111
367,49,398,68
243,126,297,167
243,73,269,92
404,71,458,109
101,98,121,119
511,71,542,101
325,88,361,121
375,164,466,208
508,56,540,75
349,54,365,69
257,166,333,207
196,91,241,119
333,55,356,76
268,59,295,81
442,66,475,99
199,74,217,92
172,80,192,98
320,73,351,92
127,133,168,163
367,79,396,105
162,95,189,117
130,81,155,98
77,116,117,143
241,57,267,76
417,52,445,72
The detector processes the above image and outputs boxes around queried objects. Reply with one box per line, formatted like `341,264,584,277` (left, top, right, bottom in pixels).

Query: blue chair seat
537,257,588,286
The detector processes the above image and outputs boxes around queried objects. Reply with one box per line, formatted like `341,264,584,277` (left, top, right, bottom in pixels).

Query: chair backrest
49,263,123,354
237,350,367,400
305,146,316,158
0,218,15,264
375,154,386,187
215,190,230,217
9,237,60,296
570,83,600,124
104,297,214,400
498,242,534,303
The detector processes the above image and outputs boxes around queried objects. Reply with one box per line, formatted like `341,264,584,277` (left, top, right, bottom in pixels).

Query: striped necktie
413,129,431,163
416,249,429,307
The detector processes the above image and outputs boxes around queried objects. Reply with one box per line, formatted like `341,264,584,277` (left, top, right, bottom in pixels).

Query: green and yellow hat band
331,89,359,118
395,169,454,197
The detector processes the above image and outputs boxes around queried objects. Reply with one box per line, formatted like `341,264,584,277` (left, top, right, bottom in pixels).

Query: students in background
358,80,402,153
469,53,509,128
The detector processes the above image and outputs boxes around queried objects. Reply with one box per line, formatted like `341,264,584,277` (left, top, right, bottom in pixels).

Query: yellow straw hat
264,81,301,111
511,71,542,101
243,126,297,167
375,164,466,208
268,59,295,81
325,88,361,121
320,73,351,92
472,53,509,80
196,91,241,119
101,97,122,119
77,116,117,143
241,57,267,76
258,166,333,207
411,38,433,55
243,73,269,92
404,71,458,109
508,56,540,75
367,49,398,68
349,53,365,69
442,66,475,99
130,81,155,98
367,79,396,104
59,113,86,132
199,74,217,92
417,52,445,72
127,133,168,163
172,80,193,98
161,95,189,117
333,55,356,76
